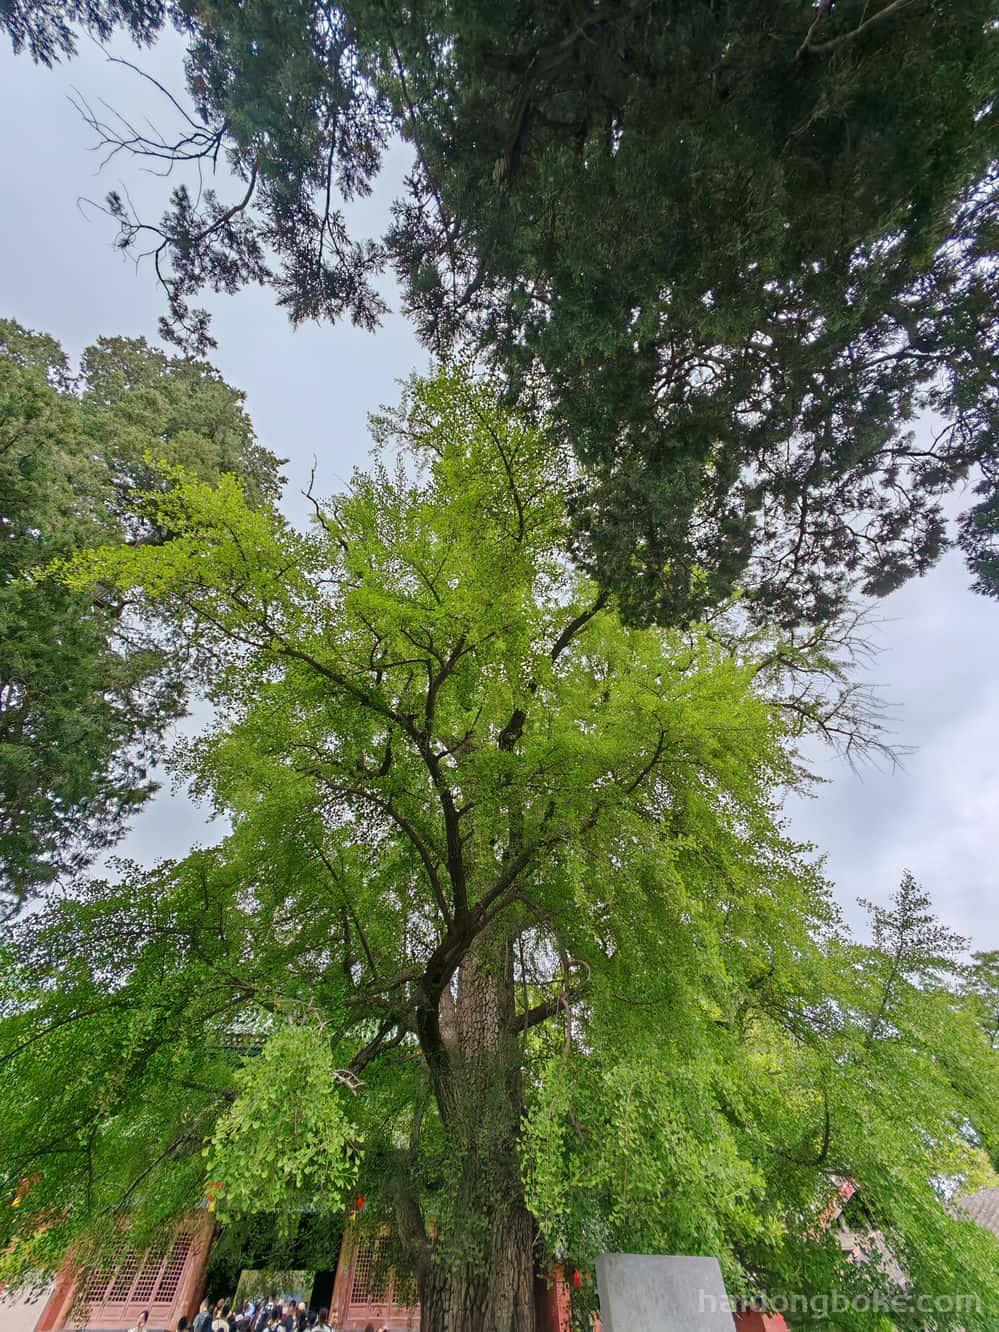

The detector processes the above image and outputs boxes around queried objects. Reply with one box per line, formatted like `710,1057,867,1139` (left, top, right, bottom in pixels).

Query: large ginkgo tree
1,373,997,1332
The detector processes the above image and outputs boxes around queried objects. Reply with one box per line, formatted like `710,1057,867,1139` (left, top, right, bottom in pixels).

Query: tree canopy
2,373,996,1331
4,0,997,626
0,318,281,912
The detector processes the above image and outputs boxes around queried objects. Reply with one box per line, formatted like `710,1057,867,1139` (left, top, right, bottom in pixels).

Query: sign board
595,1254,737,1332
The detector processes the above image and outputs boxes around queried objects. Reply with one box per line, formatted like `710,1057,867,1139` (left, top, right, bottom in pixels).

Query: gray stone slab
595,1253,737,1332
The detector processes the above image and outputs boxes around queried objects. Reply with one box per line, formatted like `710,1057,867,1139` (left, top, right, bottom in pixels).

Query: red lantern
572,1270,582,1290
355,1195,366,1211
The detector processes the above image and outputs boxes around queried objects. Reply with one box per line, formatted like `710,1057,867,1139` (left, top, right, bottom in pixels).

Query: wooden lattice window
82,1253,119,1303
333,1229,420,1330
78,1227,199,1328
154,1233,193,1302
131,1247,165,1303
351,1235,394,1304
106,1249,140,1302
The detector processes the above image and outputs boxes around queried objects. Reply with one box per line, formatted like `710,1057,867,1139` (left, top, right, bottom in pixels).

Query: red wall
734,1313,789,1331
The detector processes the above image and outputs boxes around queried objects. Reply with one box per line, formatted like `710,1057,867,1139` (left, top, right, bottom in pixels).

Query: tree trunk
416,934,536,1332
419,1201,535,1332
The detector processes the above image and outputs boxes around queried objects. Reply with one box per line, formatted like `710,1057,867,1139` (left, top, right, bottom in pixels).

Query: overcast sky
2,31,996,950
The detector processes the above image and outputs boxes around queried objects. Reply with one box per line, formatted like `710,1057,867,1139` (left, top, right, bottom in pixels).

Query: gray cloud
785,549,999,944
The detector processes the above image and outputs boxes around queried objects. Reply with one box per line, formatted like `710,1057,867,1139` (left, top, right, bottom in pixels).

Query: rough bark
419,1203,535,1332
416,933,537,1332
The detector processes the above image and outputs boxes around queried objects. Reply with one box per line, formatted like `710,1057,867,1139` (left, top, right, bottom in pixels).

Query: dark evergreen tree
0,318,281,911
4,1,997,627
5,0,996,626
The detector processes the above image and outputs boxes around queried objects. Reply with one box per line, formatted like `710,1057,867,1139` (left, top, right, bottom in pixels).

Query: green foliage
1,0,166,65
1,372,997,1328
5,2,998,625
208,1211,347,1289
207,1022,361,1228
963,949,999,1049
386,0,999,627
0,318,281,912
520,873,999,1330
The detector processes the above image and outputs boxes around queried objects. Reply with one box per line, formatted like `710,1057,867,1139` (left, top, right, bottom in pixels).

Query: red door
330,1231,418,1331
76,1230,198,1330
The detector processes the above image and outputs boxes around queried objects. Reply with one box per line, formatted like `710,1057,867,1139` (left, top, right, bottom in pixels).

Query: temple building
4,1218,426,1332
3,1219,788,1332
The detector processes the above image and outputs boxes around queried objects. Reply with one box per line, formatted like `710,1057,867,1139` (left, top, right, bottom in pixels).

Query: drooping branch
310,842,379,978
110,1130,200,1217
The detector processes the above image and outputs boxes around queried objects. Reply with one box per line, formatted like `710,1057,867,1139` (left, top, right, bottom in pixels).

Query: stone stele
595,1253,737,1332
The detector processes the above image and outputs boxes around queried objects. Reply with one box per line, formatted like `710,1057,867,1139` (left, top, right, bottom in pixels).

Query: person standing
192,1299,211,1332
252,1294,276,1331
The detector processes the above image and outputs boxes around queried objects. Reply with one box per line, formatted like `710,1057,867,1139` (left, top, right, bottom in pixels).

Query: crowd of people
129,1298,393,1332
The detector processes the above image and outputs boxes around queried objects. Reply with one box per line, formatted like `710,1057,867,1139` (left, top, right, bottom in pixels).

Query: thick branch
550,589,609,665
797,0,917,59
496,590,608,751
510,984,589,1035
350,1019,409,1076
